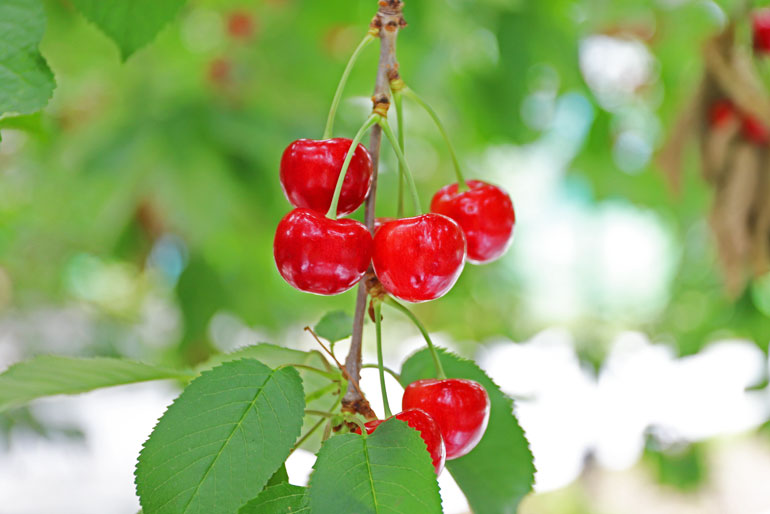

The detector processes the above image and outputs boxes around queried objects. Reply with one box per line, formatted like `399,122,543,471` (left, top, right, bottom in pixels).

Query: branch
341,0,405,418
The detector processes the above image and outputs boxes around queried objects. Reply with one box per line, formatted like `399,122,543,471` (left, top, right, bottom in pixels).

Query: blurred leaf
239,483,309,514
0,0,55,116
307,418,442,514
136,359,305,514
401,348,535,514
314,310,353,343
71,0,186,60
0,355,192,413
644,437,707,492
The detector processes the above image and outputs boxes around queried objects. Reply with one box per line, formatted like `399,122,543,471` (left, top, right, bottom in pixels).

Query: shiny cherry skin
372,214,466,303
373,217,394,233
273,208,372,295
280,139,373,217
402,379,490,460
430,180,515,264
354,409,446,474
754,9,770,54
741,114,770,145
708,99,735,128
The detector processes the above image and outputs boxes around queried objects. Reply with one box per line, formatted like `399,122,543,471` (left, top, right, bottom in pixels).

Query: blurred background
2,0,770,512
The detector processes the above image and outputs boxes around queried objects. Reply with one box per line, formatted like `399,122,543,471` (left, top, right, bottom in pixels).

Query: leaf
314,310,353,343
401,348,535,514
238,483,309,514
70,0,187,60
307,418,443,514
135,359,305,514
199,343,341,453
266,464,289,487
0,0,55,116
0,355,192,413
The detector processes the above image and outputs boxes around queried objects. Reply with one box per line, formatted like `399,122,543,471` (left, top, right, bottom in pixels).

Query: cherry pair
709,99,770,145
355,378,491,475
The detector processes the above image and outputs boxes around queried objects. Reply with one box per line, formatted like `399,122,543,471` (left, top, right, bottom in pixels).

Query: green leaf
0,0,55,116
308,418,442,514
314,310,353,343
238,483,309,514
135,359,305,514
266,464,290,488
401,348,535,514
0,355,192,413
70,0,187,60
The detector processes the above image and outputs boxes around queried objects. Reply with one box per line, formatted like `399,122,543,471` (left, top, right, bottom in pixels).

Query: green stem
384,296,446,379
347,415,368,436
362,363,401,383
373,301,392,418
323,33,376,139
378,118,422,214
403,88,468,191
326,113,380,219
394,90,406,218
291,417,325,453
305,409,337,418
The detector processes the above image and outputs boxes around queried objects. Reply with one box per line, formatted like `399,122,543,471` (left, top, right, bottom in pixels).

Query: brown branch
341,0,405,419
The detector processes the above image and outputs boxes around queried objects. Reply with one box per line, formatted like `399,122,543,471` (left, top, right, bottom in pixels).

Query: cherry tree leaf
308,418,443,514
135,359,305,514
314,310,353,343
0,0,55,116
401,348,535,514
238,483,309,514
70,0,186,60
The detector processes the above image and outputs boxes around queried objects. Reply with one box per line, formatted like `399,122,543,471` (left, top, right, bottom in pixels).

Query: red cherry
373,217,394,233
227,11,255,40
708,99,735,128
754,9,770,55
372,214,466,303
430,180,515,264
273,208,372,295
207,57,231,84
402,379,490,460
354,409,446,474
741,114,770,144
280,139,373,217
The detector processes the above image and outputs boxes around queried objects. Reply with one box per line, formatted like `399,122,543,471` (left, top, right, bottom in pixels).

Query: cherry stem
348,416,368,436
326,113,380,219
402,87,468,192
378,117,422,214
393,90,406,218
362,363,401,383
383,296,447,379
373,301,393,418
323,32,377,140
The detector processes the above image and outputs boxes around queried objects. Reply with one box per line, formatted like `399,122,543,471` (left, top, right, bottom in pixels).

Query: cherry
402,378,490,460
354,409,446,474
373,217,394,233
280,139,373,217
708,99,735,128
274,208,372,295
430,180,515,265
741,114,770,145
754,9,770,55
227,11,256,40
372,214,466,303
207,57,231,85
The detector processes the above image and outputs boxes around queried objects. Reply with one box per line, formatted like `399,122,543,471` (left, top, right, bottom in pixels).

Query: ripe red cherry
227,11,255,40
402,379,490,460
280,139,373,217
741,114,770,144
373,217,394,233
430,180,515,264
354,409,446,474
273,208,372,295
708,99,735,128
372,214,466,303
754,9,770,55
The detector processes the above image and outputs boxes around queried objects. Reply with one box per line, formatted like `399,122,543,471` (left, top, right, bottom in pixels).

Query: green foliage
314,310,353,343
135,359,305,514
0,0,55,117
266,464,290,487
70,0,187,60
239,483,309,514
401,348,535,514
307,418,443,514
0,355,192,413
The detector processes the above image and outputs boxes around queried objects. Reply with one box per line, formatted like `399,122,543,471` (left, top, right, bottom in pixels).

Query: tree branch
341,0,405,418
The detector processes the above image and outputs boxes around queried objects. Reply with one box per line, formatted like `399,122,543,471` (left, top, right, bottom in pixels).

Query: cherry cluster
273,138,515,301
